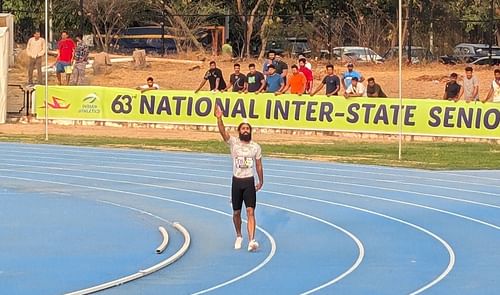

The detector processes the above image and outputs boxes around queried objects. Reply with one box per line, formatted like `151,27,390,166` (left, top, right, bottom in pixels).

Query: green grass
1,133,499,170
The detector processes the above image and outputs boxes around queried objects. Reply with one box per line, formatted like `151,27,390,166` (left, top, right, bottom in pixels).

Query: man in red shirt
54,31,76,85
298,58,313,93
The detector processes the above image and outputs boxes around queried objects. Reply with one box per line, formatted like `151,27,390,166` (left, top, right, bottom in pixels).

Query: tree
81,0,143,52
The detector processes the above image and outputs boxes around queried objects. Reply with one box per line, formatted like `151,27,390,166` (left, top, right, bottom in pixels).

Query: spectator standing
222,39,233,60
279,64,306,95
483,69,500,103
26,30,46,85
246,63,266,93
366,77,387,98
70,33,89,85
274,53,289,84
226,63,247,92
461,66,479,102
297,54,312,70
298,58,314,93
265,65,284,94
311,64,340,96
195,61,227,92
263,50,277,76
136,77,160,92
54,31,76,85
344,77,367,98
341,63,364,91
443,73,463,101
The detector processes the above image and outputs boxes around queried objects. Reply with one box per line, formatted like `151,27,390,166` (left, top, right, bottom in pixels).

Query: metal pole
160,21,165,57
407,0,412,63
242,2,247,59
45,0,49,141
79,0,84,33
489,0,494,65
398,0,403,160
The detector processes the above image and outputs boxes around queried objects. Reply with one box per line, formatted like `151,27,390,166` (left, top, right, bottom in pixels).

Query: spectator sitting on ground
297,54,312,70
461,66,479,102
366,77,387,98
265,64,285,94
341,63,364,91
298,58,314,93
225,63,247,92
443,73,463,102
310,64,340,96
136,77,160,92
278,64,306,95
195,61,227,93
344,77,367,98
482,68,500,103
245,63,266,93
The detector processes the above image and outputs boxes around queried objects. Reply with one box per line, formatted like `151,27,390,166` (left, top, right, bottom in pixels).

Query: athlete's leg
246,207,255,241
233,209,242,237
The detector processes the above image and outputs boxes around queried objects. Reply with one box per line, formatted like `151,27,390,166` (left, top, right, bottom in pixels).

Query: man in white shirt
483,69,500,103
344,77,367,98
136,77,160,93
215,105,264,252
461,66,479,102
26,31,46,85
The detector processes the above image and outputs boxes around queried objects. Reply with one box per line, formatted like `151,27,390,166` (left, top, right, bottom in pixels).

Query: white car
332,46,384,63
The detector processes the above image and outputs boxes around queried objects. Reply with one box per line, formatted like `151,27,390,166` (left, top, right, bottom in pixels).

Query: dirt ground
8,51,500,100
4,51,499,142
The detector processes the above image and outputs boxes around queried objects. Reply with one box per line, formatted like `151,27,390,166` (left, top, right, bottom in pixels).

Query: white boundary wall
0,14,14,66
0,27,8,123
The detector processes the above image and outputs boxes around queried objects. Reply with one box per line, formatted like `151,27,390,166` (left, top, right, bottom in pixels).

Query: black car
440,43,500,65
383,46,434,63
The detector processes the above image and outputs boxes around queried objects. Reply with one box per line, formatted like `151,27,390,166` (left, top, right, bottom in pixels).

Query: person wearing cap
341,63,364,91
297,54,312,70
344,77,367,98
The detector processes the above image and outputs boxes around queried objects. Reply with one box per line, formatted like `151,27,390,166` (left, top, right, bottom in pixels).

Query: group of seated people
443,67,500,103
192,53,387,98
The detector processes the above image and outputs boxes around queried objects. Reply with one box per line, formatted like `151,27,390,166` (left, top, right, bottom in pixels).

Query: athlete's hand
215,105,223,118
255,182,263,191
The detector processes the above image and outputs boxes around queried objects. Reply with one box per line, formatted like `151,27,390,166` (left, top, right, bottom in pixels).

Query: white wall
0,27,8,123
0,13,14,66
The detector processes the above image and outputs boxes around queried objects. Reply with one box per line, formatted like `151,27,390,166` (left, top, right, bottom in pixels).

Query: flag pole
44,0,49,140
398,0,403,160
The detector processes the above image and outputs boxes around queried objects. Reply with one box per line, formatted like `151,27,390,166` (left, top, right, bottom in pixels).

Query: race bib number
235,157,254,169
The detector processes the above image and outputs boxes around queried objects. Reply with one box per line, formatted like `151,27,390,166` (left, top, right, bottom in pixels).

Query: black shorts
231,176,256,211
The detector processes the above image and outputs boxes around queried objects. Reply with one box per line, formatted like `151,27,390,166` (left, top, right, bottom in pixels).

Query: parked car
331,46,384,63
440,43,500,65
255,37,312,58
470,56,500,65
383,46,434,63
115,26,177,55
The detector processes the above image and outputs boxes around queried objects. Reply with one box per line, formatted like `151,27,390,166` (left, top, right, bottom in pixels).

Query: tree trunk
258,0,277,60
238,0,265,58
164,3,205,52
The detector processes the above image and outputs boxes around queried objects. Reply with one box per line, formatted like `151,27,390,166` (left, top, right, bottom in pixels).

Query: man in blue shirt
265,65,284,93
341,63,364,91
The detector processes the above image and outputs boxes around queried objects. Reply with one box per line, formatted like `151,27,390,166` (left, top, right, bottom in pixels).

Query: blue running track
0,142,499,294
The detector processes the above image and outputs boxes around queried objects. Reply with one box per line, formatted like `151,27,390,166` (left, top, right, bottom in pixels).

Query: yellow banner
35,86,500,139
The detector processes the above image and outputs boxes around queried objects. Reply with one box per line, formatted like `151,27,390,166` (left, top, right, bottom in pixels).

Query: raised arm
215,105,230,141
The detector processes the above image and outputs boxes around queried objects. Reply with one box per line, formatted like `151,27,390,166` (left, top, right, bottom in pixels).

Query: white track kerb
65,222,190,295
156,226,170,254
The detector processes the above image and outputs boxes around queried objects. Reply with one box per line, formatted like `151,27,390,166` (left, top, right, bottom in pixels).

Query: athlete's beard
239,132,251,142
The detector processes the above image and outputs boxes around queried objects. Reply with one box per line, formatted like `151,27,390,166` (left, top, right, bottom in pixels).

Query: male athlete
215,105,264,252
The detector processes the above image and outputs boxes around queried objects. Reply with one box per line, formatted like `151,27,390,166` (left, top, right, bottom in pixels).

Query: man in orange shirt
277,65,306,95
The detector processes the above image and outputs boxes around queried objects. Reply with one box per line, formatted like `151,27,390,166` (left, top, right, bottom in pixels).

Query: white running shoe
234,236,243,250
247,239,259,252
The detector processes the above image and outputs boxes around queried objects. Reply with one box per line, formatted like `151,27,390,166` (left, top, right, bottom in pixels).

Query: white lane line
0,173,364,294
0,164,500,224
3,146,500,189
0,166,452,295
3,158,500,213
3,151,500,196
